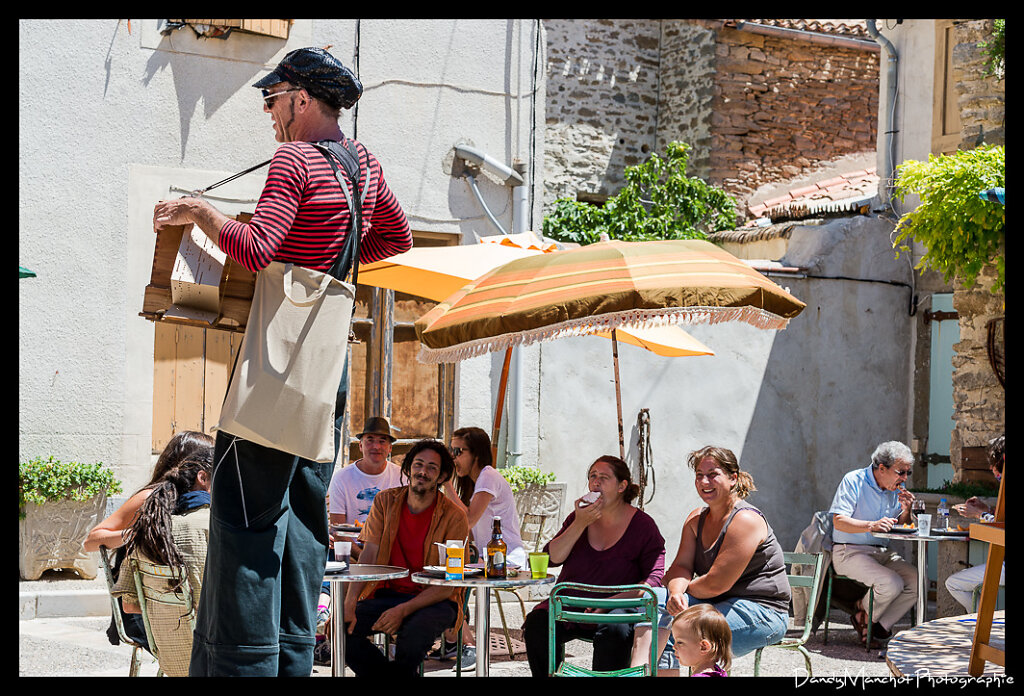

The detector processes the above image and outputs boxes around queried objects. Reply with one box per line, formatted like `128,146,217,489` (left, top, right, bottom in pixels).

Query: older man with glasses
828,441,918,647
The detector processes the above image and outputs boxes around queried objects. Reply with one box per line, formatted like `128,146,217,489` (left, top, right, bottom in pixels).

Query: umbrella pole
491,347,514,464
612,329,625,460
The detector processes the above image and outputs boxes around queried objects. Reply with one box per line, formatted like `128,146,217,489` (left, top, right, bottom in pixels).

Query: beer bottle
486,516,507,579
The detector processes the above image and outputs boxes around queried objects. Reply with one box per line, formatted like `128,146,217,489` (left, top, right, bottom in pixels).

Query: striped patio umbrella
415,238,805,363
361,235,716,458
359,235,714,358
414,238,803,457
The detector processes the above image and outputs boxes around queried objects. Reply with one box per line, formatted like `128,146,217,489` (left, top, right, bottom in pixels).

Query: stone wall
543,19,660,206
708,26,879,203
654,20,719,180
949,266,1004,479
948,18,1005,479
543,20,880,213
953,19,1005,149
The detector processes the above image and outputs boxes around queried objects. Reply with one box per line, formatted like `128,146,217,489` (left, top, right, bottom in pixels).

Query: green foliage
892,145,1005,292
980,19,1005,79
542,142,738,245
19,456,123,518
499,464,556,494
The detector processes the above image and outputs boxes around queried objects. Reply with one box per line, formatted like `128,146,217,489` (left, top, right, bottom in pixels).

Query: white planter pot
19,494,107,580
513,482,566,552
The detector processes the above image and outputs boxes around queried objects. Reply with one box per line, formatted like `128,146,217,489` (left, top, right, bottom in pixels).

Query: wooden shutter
932,21,963,154
152,323,243,453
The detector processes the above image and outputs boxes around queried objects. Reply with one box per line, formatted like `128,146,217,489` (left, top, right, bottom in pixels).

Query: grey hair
870,441,914,470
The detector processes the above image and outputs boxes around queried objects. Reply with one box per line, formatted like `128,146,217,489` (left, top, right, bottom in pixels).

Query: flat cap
253,47,362,110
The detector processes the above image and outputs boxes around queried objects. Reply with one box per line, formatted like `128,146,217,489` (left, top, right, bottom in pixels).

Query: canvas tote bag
216,141,364,463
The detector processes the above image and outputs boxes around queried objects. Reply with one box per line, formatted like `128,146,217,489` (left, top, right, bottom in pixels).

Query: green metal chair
130,557,196,677
98,546,147,677
547,582,660,677
822,563,876,651
754,551,826,677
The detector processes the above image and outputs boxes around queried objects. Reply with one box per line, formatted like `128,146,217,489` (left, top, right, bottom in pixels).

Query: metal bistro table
874,529,972,625
324,563,408,677
412,569,555,676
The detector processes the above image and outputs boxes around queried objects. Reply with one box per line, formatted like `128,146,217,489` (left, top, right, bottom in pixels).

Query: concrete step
20,568,112,620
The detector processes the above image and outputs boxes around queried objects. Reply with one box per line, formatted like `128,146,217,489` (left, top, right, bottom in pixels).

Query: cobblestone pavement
21,598,901,679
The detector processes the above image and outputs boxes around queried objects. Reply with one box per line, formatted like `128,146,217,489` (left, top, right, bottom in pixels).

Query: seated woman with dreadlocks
111,453,212,677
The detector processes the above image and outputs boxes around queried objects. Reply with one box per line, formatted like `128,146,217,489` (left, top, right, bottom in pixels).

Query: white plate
423,565,482,575
886,526,918,534
325,561,348,573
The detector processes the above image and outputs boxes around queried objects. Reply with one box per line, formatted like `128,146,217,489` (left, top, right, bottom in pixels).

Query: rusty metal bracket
923,309,959,325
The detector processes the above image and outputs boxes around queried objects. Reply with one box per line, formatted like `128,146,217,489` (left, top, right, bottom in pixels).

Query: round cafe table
873,529,971,625
323,563,408,677
412,569,556,677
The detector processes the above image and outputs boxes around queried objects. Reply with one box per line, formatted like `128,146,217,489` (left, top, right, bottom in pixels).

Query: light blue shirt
828,465,902,546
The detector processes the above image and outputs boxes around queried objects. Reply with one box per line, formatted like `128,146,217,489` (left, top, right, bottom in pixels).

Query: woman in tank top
631,446,790,667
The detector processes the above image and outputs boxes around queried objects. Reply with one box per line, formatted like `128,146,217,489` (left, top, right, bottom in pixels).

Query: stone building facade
948,18,1005,481
543,19,880,214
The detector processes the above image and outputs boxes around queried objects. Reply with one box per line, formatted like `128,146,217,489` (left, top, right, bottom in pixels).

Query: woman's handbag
215,140,364,463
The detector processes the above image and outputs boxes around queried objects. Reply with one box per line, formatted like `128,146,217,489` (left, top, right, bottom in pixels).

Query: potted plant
19,456,123,580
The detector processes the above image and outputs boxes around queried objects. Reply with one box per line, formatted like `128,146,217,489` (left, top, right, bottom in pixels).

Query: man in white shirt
329,417,407,545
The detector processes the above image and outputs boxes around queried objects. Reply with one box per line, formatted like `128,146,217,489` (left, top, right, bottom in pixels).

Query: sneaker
428,638,459,661
313,635,331,666
316,606,330,636
458,645,476,670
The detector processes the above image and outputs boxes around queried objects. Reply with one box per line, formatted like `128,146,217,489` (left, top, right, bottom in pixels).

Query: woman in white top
435,426,525,668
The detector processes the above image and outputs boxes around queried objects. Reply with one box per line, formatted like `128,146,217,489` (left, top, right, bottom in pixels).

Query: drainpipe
866,20,899,207
452,145,528,468
507,160,530,468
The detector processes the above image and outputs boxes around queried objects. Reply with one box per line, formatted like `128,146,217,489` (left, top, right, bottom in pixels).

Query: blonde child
670,604,732,677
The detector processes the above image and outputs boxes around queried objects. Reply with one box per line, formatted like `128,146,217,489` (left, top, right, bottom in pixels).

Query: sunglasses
262,87,301,105
449,446,467,458
892,467,912,477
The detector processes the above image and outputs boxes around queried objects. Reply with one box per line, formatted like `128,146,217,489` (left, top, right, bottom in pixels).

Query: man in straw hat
329,417,406,532
157,47,412,677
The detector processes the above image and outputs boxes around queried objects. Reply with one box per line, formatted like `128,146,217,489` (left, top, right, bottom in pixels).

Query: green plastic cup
528,552,549,579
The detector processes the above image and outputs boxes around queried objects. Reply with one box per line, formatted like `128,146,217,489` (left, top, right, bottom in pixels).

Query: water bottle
937,498,950,530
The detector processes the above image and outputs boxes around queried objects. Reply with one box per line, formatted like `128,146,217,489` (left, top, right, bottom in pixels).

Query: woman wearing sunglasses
434,426,525,668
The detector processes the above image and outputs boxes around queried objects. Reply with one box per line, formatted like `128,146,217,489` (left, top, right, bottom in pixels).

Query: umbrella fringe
417,305,789,364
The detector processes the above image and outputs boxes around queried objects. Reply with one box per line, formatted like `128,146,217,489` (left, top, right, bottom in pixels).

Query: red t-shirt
385,498,437,595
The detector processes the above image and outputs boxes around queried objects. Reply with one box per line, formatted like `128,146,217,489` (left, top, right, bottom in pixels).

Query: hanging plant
892,144,1005,293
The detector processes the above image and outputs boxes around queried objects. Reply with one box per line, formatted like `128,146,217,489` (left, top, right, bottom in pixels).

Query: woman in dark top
522,455,665,676
631,446,790,666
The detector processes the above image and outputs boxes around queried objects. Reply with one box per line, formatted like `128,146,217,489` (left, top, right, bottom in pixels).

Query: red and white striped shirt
218,137,412,273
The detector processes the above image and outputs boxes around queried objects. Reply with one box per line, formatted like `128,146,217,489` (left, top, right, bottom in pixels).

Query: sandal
850,605,869,643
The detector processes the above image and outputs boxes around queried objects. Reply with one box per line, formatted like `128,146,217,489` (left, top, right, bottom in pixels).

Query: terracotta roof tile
744,167,880,222
725,19,870,38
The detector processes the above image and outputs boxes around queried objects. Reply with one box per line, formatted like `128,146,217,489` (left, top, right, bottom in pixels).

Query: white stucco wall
19,19,545,493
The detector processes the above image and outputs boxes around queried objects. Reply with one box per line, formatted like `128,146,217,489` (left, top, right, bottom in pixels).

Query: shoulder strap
311,139,365,284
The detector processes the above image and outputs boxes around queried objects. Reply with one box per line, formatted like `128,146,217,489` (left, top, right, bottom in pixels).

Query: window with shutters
167,20,292,40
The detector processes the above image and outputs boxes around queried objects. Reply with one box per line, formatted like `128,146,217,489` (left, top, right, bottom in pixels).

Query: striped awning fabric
415,239,806,363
